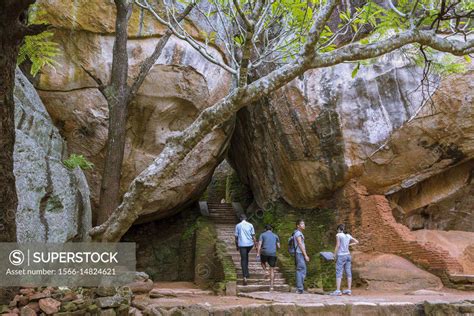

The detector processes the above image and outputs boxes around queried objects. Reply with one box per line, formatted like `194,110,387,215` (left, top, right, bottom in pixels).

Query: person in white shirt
234,214,256,285
331,223,359,296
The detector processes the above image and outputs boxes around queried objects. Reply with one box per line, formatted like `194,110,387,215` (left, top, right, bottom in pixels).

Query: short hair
296,219,304,227
240,214,247,221
264,224,273,231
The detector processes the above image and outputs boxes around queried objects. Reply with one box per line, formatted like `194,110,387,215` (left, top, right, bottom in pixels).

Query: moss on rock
249,202,338,291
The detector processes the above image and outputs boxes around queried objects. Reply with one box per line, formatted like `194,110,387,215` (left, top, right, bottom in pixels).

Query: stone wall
334,180,464,285
194,217,237,294
121,207,200,282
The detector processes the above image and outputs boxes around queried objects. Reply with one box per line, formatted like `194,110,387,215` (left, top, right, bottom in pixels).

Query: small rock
86,304,99,313
116,304,129,316
60,302,78,312
29,293,48,301
25,302,39,313
20,306,36,316
39,298,61,314
18,290,33,296
96,297,123,309
96,287,117,297
18,296,29,307
124,280,153,294
9,295,21,308
0,305,11,313
60,292,77,303
134,273,149,282
128,307,142,316
99,308,116,316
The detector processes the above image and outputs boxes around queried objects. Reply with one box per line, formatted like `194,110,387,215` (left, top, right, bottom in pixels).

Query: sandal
342,289,352,295
329,290,342,296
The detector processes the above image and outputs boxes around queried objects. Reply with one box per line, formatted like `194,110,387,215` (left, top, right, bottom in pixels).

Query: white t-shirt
336,232,352,255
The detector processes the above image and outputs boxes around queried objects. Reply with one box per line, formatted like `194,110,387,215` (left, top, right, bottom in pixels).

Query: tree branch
128,2,196,101
301,0,339,60
311,30,474,68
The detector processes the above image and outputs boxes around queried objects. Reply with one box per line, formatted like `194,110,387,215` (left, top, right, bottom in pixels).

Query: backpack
288,231,297,256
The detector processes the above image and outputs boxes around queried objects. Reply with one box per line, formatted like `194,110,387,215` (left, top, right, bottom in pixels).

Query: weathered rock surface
229,54,438,208
352,252,443,292
389,160,474,232
361,72,474,195
412,230,474,274
35,1,233,222
14,68,92,242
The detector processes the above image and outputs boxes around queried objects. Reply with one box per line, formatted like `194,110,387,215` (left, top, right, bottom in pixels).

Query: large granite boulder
14,69,92,242
229,54,435,208
35,1,233,222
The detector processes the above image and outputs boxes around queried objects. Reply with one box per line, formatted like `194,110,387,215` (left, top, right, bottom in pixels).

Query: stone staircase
207,202,290,293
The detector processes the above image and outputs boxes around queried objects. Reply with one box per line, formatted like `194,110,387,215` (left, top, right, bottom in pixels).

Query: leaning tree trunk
96,0,195,224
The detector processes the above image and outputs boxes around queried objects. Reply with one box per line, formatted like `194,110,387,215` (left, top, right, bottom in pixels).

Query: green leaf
351,62,360,78
464,55,472,63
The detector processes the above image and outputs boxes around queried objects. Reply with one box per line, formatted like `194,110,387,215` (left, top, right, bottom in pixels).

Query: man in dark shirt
256,224,280,291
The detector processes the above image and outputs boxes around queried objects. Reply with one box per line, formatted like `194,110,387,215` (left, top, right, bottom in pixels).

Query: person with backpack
330,223,359,296
256,224,280,291
234,214,257,285
289,219,310,294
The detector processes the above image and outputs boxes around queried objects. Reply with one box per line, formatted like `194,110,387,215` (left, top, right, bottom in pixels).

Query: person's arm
349,236,359,246
276,236,281,250
334,235,340,259
296,236,310,261
234,225,239,251
257,235,262,257
251,225,257,245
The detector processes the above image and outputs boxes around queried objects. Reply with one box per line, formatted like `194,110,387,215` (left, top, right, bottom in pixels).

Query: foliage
17,4,60,76
153,0,473,81
63,154,94,171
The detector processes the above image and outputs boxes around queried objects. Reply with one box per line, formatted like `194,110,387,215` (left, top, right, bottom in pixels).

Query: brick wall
335,180,463,285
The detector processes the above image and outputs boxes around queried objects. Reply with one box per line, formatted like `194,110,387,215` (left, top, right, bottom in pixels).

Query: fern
17,4,61,76
63,154,95,171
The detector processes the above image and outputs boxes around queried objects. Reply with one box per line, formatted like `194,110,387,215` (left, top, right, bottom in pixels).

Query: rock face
14,68,92,242
389,160,474,232
35,1,233,222
229,54,435,208
352,252,443,292
412,230,474,274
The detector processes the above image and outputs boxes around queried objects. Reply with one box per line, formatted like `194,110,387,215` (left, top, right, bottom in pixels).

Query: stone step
237,284,290,293
237,273,285,280
449,274,474,284
237,278,286,285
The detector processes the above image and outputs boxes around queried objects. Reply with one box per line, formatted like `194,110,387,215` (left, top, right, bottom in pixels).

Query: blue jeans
295,253,306,292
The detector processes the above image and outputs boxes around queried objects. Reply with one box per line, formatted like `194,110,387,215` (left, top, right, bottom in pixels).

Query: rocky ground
130,282,474,315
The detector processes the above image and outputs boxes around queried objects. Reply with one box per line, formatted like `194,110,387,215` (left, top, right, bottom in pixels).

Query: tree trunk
97,0,132,224
96,1,195,224
0,0,45,304
0,32,19,243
